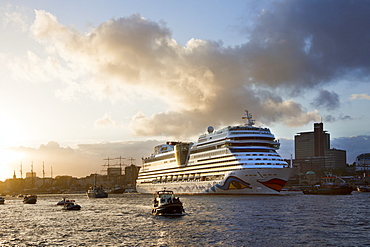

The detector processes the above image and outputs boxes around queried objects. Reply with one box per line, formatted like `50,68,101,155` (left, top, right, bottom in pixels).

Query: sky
0,0,370,181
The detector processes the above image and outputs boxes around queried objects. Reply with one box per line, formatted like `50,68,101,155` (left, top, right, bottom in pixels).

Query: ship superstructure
136,111,293,194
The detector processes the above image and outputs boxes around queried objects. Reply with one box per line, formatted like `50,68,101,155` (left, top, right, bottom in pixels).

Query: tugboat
87,174,108,198
152,190,185,216
87,185,108,198
62,201,81,210
23,194,37,204
303,175,353,195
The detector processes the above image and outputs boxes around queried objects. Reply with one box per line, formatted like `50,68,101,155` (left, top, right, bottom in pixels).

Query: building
295,123,330,159
355,153,370,173
294,122,347,174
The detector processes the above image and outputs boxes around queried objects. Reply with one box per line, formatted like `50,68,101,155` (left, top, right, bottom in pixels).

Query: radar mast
242,110,255,126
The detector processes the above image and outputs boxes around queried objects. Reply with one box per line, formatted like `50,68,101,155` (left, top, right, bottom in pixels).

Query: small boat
357,184,370,192
87,174,108,198
152,190,185,216
57,198,76,206
62,202,81,210
87,186,108,198
303,175,353,195
0,197,5,204
23,194,37,204
357,160,370,192
109,186,125,194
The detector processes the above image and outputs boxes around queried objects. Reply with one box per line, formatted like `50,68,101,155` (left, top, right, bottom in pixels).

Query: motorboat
87,186,108,198
0,197,4,204
303,175,353,195
23,194,37,204
108,186,125,194
357,184,370,192
152,190,185,216
356,154,370,192
57,198,76,206
62,202,81,210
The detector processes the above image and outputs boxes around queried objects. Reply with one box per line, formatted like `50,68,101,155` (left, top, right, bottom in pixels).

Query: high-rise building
295,123,330,159
294,122,346,174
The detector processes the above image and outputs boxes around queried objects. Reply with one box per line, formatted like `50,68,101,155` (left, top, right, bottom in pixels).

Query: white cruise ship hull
137,167,293,195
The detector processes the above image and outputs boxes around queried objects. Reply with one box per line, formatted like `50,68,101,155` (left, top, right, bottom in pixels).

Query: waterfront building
294,122,347,174
355,153,370,173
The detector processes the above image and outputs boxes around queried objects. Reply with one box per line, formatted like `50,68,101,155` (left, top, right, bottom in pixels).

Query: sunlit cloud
4,2,370,142
350,94,370,100
94,113,123,129
1,4,29,32
28,10,329,138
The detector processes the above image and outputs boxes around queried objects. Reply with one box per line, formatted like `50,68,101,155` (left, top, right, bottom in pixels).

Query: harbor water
0,192,369,246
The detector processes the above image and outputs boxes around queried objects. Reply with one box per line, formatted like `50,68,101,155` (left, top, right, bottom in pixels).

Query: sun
0,113,23,149
0,149,24,181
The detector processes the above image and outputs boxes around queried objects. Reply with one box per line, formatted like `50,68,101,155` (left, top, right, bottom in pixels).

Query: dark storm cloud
310,90,340,111
246,0,370,91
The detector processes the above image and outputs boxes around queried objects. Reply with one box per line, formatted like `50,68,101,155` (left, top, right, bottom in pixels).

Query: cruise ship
136,111,293,195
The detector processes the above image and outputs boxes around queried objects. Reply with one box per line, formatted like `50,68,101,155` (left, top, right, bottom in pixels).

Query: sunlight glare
0,149,24,181
0,113,23,148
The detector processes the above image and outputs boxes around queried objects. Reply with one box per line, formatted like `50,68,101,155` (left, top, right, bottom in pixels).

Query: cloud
324,115,336,123
94,113,123,129
338,114,352,121
331,135,370,163
26,1,370,138
350,94,370,100
311,90,340,111
247,1,370,89
7,140,161,179
1,4,29,32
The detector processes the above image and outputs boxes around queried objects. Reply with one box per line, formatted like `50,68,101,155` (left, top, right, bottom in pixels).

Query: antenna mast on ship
20,162,23,179
127,157,136,166
242,110,255,126
42,162,45,186
102,157,115,174
115,156,125,175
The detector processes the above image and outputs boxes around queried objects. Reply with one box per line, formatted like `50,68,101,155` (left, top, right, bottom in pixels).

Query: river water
0,191,369,246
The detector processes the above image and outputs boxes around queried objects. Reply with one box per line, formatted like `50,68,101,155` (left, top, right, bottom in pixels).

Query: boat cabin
153,190,180,207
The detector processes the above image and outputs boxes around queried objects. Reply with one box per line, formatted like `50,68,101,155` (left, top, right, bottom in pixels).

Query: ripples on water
0,192,369,246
